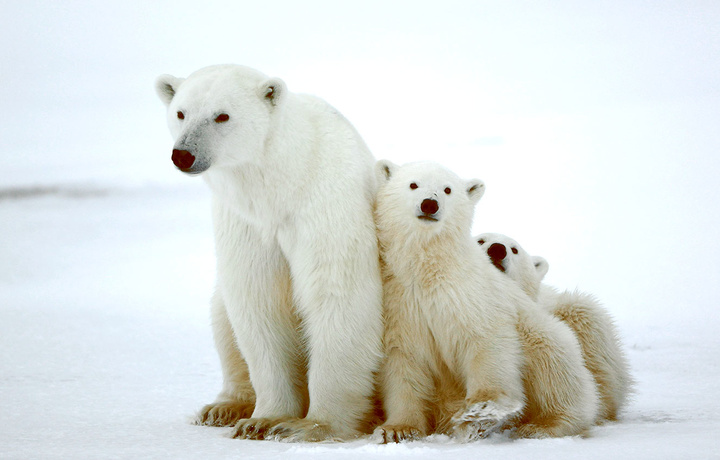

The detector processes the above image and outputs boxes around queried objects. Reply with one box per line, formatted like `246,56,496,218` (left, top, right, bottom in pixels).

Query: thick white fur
373,161,598,442
155,65,383,441
476,232,633,422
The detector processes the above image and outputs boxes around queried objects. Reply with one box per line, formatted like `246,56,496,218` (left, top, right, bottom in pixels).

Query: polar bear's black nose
172,149,196,170
421,198,439,215
487,243,507,262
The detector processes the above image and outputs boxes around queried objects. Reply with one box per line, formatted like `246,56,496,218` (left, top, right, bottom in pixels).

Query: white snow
1,183,718,459
2,1,720,458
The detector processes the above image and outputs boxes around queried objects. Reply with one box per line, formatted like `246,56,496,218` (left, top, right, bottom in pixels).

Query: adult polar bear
155,65,383,441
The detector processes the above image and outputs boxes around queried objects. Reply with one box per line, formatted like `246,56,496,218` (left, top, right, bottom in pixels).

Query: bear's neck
379,224,475,285
204,165,288,224
202,122,311,225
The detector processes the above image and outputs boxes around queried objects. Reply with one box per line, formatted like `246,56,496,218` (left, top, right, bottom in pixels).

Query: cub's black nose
420,198,439,215
172,149,195,170
487,243,507,262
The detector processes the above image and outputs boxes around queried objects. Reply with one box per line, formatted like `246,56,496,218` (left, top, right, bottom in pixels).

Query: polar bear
373,160,598,442
476,232,632,422
155,65,383,441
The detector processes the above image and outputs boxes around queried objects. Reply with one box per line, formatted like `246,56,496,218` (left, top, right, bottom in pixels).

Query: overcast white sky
1,0,719,325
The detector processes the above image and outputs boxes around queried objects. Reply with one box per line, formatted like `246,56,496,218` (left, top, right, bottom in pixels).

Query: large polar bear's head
475,232,549,300
155,64,287,174
375,160,485,240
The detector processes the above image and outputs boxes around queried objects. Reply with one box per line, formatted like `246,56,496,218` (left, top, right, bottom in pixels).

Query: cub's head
375,160,485,239
475,232,548,300
155,64,287,174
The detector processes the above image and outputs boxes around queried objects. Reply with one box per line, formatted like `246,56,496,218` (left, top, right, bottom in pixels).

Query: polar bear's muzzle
486,243,507,273
170,147,210,174
172,149,196,171
417,198,440,222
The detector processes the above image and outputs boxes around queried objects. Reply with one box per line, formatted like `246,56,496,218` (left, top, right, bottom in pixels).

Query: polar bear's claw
373,425,423,443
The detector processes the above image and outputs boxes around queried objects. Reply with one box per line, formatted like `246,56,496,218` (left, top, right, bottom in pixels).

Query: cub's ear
155,74,185,106
260,77,287,107
532,256,549,280
375,159,398,185
466,179,485,203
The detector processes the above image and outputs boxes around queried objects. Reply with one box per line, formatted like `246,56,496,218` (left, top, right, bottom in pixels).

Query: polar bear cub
373,160,598,442
155,65,383,441
476,232,633,421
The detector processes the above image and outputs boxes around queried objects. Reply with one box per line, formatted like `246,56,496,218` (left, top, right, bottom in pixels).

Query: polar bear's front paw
231,417,288,440
195,401,254,427
267,418,341,442
373,424,424,443
451,399,523,440
231,417,341,442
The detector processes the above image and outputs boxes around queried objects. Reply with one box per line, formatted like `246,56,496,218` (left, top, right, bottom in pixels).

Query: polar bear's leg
213,216,307,436
374,276,434,443
291,259,383,439
374,343,432,442
196,290,256,426
267,223,383,441
452,329,525,439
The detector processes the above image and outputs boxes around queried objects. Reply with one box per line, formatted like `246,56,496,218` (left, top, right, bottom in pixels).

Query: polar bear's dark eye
478,239,485,245
409,183,418,190
177,111,184,120
511,247,518,254
215,113,230,123
444,187,452,195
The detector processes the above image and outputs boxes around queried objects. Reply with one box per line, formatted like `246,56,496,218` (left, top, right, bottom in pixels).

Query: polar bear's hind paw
451,399,523,440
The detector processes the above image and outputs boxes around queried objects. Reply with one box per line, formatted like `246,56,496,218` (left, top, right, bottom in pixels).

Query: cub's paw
195,401,254,427
513,422,589,439
513,423,553,439
451,399,523,440
373,424,424,443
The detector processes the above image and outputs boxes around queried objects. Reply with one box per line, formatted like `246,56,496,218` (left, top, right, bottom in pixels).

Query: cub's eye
215,113,230,123
409,183,418,190
444,187,452,195
177,111,184,120
511,247,519,254
478,239,485,245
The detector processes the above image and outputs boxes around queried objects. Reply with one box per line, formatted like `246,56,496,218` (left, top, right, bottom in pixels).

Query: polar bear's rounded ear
532,256,549,280
375,159,398,184
155,74,185,106
466,179,485,203
261,78,287,107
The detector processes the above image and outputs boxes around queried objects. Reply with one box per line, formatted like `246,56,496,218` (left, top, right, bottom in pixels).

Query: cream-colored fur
476,232,633,422
373,161,598,442
512,304,599,438
156,65,383,441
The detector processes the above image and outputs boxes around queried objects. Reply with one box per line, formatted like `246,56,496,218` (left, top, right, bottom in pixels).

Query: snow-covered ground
1,183,718,459
2,1,720,458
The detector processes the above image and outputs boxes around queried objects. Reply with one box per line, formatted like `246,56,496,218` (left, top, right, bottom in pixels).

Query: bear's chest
207,168,297,230
406,283,472,366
